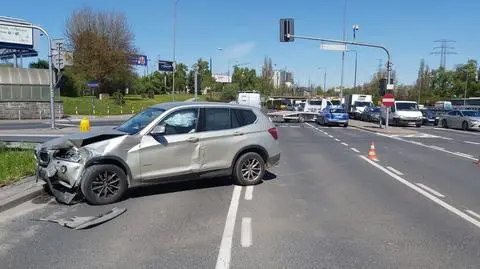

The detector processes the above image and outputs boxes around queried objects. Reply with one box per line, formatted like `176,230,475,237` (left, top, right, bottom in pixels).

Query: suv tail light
268,127,278,140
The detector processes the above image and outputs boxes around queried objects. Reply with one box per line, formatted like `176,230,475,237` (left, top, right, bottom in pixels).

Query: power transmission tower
431,39,456,68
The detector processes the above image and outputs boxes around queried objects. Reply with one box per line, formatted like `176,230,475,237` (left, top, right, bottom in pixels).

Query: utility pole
352,25,359,93
464,72,469,106
172,0,179,101
340,0,347,98
431,39,456,68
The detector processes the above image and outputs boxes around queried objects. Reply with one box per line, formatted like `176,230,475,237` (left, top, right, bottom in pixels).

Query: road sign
320,43,347,51
87,81,99,88
129,54,148,66
158,60,174,72
382,93,395,107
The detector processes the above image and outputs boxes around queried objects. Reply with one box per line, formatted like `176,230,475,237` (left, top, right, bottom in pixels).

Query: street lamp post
0,19,55,128
172,0,179,101
352,25,359,93
464,72,469,106
340,0,347,98
318,67,327,93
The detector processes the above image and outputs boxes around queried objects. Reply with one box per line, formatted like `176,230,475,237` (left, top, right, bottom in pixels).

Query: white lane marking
341,142,349,146
386,166,404,175
328,135,334,138
215,186,242,269
241,217,252,248
454,152,474,158
434,127,480,136
429,145,444,150
244,186,253,201
359,155,480,229
465,209,480,220
334,138,340,142
0,134,60,137
464,140,480,145
56,123,77,127
350,148,360,153
416,183,445,198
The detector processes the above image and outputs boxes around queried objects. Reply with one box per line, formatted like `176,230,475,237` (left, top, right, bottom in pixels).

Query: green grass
62,94,207,116
0,148,36,187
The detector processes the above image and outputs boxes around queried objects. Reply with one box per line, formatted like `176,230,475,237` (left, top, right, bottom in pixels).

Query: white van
303,98,333,113
237,92,261,108
381,101,423,127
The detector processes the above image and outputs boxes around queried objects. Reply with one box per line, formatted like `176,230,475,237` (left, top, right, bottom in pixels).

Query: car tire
416,123,422,128
298,116,305,123
381,118,386,125
394,118,400,126
442,119,448,128
343,123,348,127
462,121,469,131
233,152,266,186
80,164,128,205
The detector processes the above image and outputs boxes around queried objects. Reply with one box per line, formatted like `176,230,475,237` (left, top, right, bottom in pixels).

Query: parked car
440,109,480,130
317,107,349,127
360,107,381,122
421,109,439,126
35,102,281,205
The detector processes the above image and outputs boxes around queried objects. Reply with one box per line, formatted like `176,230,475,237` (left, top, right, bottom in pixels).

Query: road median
349,119,419,136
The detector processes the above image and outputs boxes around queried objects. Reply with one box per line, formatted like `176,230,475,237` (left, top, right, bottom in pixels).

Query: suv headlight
55,148,92,163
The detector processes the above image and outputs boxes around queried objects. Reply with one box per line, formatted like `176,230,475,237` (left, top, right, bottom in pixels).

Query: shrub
147,89,155,99
113,91,125,105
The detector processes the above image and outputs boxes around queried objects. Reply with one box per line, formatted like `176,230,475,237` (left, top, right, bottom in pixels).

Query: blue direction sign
87,81,99,88
158,60,174,72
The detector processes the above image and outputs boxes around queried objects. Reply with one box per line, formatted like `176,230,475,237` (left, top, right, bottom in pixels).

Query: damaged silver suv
35,102,281,205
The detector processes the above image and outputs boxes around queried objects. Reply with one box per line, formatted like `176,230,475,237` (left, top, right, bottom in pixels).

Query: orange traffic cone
368,141,379,161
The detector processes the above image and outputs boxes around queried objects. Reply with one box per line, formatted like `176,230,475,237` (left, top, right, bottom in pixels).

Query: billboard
128,54,148,66
213,74,230,83
158,60,174,72
0,24,33,49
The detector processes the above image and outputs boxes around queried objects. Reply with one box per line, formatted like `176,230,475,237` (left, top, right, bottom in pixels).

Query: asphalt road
0,123,479,268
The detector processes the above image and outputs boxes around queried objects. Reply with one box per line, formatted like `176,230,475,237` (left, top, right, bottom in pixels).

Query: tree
65,6,136,95
29,59,49,69
232,67,257,90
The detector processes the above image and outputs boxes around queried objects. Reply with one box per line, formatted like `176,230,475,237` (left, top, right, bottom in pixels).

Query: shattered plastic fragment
31,207,127,230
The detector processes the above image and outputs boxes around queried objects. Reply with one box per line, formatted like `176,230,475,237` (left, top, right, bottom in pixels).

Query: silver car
440,110,480,130
35,102,281,205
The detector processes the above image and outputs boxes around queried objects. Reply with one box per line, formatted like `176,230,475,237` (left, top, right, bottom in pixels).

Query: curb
0,181,46,213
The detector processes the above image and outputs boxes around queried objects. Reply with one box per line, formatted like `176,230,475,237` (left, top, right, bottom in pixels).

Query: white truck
267,98,332,122
381,100,423,127
237,92,261,108
344,94,373,119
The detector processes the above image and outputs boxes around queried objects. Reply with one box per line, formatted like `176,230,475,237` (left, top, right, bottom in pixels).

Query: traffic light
379,78,387,96
280,18,294,42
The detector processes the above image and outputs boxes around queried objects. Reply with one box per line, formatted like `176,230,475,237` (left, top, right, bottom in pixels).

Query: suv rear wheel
233,152,266,186
81,164,128,205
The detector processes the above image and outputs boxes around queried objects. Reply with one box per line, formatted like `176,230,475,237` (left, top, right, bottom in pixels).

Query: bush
140,92,148,98
113,91,125,105
147,89,155,99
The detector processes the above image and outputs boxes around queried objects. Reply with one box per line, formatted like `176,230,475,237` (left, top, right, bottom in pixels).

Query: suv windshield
117,107,165,134
331,100,341,105
396,102,418,111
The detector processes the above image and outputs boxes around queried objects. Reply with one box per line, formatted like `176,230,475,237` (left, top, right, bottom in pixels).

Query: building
272,69,294,89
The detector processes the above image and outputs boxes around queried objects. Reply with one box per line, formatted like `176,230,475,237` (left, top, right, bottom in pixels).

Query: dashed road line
465,209,480,220
464,141,480,145
244,186,253,200
328,135,334,138
454,152,474,158
241,217,252,248
341,142,349,146
429,145,444,150
416,183,445,198
334,138,340,142
350,148,360,153
215,186,242,269
386,166,404,175
359,155,480,229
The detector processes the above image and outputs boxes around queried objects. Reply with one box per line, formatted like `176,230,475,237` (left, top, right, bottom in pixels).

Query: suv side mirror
151,124,166,135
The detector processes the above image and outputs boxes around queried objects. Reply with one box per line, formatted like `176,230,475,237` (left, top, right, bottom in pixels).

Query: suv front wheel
81,164,128,205
233,152,266,186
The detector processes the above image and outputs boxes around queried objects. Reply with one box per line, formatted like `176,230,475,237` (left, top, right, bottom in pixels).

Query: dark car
422,109,439,126
360,107,381,122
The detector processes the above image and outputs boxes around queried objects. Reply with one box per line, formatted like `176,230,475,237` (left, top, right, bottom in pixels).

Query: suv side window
202,108,231,131
160,108,199,135
232,109,257,127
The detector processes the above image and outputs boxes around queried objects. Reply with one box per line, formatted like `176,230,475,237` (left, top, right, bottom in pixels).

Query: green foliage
147,89,155,99
0,148,36,187
113,91,125,105
29,59,49,69
219,83,239,101
232,67,257,90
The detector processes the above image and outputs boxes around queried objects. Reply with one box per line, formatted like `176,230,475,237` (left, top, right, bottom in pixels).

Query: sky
2,0,480,89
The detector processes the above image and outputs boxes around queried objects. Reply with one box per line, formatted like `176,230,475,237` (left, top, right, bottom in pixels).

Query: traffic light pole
286,33,393,129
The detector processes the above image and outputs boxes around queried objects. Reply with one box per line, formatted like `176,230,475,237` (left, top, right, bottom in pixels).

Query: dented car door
139,108,202,181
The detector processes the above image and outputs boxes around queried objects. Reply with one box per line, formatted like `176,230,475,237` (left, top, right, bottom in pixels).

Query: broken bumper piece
41,174,79,205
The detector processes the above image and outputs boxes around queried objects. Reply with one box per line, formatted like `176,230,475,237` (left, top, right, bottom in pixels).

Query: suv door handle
186,137,199,143
233,131,244,136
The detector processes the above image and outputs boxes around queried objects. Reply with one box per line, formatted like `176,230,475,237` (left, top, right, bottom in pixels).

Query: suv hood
397,110,422,117
38,127,127,151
